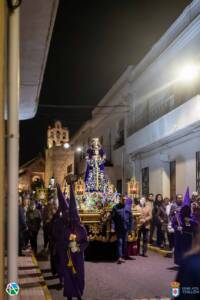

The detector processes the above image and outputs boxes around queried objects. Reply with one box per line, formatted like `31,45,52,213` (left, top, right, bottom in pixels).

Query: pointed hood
182,187,190,208
69,183,80,227
125,196,133,210
56,184,69,213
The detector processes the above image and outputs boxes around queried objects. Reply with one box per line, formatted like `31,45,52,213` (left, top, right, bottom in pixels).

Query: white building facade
72,0,200,199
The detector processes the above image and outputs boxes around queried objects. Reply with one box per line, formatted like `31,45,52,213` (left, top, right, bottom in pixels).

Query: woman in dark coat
26,201,41,255
154,194,165,247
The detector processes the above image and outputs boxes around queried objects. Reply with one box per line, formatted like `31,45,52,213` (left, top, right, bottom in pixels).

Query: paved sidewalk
20,255,52,300
5,255,52,300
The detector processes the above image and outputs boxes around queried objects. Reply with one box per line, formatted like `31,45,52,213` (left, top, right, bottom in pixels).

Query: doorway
116,179,122,194
142,167,149,197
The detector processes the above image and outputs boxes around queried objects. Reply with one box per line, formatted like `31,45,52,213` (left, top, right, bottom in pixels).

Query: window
116,179,122,194
56,131,60,139
196,152,200,194
113,119,124,150
142,167,149,196
67,164,73,174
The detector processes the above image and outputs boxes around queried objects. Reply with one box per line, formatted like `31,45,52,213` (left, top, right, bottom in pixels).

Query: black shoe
117,258,123,264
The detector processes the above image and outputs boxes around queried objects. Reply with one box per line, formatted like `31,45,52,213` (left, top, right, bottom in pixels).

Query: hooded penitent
48,185,69,282
180,187,191,219
69,183,80,227
173,187,198,265
56,184,69,214
63,183,88,298
182,187,190,208
125,196,133,210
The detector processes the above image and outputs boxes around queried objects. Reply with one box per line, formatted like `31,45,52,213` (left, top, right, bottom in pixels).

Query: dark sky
20,0,191,165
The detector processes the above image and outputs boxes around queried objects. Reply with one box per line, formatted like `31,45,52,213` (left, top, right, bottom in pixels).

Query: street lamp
76,146,82,153
178,64,199,82
63,142,70,149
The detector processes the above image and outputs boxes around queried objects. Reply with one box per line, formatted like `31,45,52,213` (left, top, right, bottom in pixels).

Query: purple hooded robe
63,184,88,298
49,185,69,282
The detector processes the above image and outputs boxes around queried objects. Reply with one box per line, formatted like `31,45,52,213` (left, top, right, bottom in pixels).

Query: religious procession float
64,138,141,245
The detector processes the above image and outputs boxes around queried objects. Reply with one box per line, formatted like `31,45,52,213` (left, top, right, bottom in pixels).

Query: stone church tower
45,121,74,186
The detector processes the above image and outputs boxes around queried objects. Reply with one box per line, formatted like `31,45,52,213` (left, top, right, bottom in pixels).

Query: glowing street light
178,64,199,82
76,146,82,152
63,142,70,149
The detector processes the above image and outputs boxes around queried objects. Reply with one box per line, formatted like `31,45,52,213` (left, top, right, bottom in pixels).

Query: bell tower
45,120,74,187
47,120,69,148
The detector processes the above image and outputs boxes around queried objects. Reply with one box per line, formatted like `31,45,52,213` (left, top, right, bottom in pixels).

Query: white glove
69,241,80,253
177,226,182,232
167,222,174,233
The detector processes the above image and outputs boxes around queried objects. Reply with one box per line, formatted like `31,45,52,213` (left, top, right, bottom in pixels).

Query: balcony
126,95,200,155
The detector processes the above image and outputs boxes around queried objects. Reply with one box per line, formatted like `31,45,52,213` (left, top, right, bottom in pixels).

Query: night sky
20,0,191,165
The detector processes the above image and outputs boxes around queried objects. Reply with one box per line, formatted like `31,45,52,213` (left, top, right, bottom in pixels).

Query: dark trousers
156,224,165,247
137,227,149,255
29,231,38,254
23,230,29,248
19,230,24,255
167,232,174,250
49,241,57,275
116,232,128,259
43,224,49,249
149,221,155,243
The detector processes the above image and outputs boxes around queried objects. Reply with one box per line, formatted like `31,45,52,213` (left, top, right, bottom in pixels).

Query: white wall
130,132,200,197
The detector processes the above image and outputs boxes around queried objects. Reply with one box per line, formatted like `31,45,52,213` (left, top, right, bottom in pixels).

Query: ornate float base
79,208,141,243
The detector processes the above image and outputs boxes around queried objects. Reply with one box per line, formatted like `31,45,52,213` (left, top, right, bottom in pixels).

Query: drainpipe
7,2,20,298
